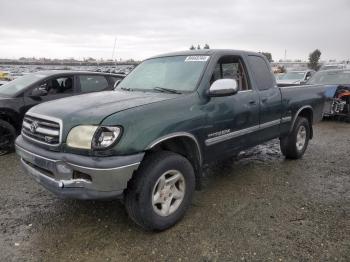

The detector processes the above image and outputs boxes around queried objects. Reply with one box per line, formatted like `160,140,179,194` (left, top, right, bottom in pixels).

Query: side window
40,76,74,95
247,55,274,90
79,75,109,93
211,56,250,91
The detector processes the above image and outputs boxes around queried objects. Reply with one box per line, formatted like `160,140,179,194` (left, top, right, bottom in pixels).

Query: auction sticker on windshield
185,56,210,62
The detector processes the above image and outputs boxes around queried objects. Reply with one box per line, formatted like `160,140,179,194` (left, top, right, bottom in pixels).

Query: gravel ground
0,121,349,261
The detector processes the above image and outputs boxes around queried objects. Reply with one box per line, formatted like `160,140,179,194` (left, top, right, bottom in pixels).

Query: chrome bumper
15,138,144,200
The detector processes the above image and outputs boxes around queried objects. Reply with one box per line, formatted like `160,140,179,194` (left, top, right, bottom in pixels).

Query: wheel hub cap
152,170,186,217
296,125,307,151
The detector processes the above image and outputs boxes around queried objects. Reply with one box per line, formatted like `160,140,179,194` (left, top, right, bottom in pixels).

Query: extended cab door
246,55,282,141
203,55,260,161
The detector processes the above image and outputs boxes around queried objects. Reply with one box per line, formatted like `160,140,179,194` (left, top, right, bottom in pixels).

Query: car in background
277,70,315,86
0,71,13,86
0,71,12,81
307,69,350,121
0,70,124,155
319,64,346,71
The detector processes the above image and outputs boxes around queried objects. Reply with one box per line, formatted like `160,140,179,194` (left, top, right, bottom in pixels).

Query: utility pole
111,37,117,66
284,49,287,61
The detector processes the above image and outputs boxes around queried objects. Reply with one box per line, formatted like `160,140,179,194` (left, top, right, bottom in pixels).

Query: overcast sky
0,0,349,61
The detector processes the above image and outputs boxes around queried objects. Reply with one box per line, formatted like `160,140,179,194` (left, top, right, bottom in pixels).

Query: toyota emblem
30,121,39,133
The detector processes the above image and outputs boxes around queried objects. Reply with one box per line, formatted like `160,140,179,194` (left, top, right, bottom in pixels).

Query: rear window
247,56,275,90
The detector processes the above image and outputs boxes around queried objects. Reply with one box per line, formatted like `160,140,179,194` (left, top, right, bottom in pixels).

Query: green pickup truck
15,50,325,231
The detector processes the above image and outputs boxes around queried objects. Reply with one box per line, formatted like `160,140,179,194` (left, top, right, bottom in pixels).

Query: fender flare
0,109,20,129
289,105,314,138
146,132,203,166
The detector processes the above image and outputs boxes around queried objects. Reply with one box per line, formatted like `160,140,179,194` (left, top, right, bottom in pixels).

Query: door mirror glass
31,85,48,97
208,79,239,97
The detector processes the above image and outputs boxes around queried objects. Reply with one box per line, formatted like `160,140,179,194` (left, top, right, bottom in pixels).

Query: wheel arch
0,109,20,132
290,105,314,139
146,132,203,190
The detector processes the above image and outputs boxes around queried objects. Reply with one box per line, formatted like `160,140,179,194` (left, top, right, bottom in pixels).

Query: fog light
56,162,72,175
73,171,92,181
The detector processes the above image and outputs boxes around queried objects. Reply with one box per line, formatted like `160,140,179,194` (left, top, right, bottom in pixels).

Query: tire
280,117,310,159
124,151,195,231
0,120,16,156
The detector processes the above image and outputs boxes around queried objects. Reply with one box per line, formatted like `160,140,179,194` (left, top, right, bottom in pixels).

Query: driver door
203,55,260,162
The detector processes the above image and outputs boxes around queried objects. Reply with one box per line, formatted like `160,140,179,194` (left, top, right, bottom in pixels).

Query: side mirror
208,79,239,97
31,86,48,97
113,79,121,89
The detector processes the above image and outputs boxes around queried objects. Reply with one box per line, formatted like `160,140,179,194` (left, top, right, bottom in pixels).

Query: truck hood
28,90,178,125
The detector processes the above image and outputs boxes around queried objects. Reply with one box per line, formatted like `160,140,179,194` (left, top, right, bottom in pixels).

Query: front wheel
280,117,310,159
0,120,16,156
124,151,195,231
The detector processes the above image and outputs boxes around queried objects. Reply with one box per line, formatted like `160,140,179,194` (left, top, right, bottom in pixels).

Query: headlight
67,126,98,149
67,125,122,150
92,126,122,150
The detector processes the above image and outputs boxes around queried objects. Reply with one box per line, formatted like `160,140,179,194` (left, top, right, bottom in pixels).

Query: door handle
249,100,257,105
261,98,268,103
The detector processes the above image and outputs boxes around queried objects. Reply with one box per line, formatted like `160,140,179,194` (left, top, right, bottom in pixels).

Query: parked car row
0,71,124,155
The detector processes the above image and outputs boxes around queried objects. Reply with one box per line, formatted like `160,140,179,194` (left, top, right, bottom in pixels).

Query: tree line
189,44,210,50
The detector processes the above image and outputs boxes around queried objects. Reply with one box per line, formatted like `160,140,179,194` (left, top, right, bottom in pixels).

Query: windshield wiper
153,87,182,94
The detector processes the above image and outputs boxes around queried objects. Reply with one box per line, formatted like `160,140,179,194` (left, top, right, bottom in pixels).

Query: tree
189,45,196,50
203,44,210,49
197,44,201,50
308,49,322,71
260,52,273,62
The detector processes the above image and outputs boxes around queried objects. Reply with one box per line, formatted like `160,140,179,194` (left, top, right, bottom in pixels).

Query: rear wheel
124,151,195,231
0,120,16,156
280,117,310,159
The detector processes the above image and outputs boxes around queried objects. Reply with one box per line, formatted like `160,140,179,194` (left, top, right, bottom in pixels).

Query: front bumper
15,136,144,200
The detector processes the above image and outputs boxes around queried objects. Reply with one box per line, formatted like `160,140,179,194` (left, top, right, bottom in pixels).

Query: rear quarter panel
279,84,326,136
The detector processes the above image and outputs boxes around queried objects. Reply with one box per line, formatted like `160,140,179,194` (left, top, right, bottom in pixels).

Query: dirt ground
0,121,349,261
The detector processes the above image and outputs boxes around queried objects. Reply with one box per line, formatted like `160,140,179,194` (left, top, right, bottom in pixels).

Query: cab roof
34,70,125,77
148,49,263,59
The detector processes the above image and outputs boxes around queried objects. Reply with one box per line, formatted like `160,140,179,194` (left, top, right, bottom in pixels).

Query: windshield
280,72,305,80
0,74,46,97
308,70,350,85
118,55,209,93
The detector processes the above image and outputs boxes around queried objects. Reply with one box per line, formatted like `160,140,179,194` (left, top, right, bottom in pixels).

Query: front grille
22,115,61,145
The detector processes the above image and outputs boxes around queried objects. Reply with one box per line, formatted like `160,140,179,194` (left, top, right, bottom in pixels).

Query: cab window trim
210,55,252,92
